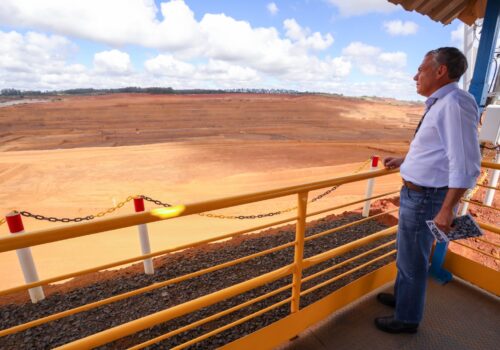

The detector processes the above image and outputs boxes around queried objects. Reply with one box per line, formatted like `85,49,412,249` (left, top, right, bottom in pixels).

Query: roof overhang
388,0,487,25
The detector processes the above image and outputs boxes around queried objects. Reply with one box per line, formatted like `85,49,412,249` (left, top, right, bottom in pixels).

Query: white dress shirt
400,82,481,189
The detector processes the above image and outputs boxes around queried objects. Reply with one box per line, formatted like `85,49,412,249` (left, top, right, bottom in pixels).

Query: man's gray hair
426,47,468,81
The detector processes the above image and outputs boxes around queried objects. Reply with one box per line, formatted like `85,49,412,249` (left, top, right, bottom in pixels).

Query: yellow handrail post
291,191,308,313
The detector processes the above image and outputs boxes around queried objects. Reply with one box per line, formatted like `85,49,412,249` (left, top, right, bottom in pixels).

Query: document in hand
426,214,483,243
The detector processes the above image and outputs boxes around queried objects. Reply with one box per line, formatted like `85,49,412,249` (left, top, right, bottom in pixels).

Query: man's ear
436,64,448,79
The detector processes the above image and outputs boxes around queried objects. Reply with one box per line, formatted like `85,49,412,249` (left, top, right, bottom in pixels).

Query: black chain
311,186,338,202
20,211,95,223
15,186,338,224
17,196,171,224
140,195,172,207
234,211,283,220
231,186,339,219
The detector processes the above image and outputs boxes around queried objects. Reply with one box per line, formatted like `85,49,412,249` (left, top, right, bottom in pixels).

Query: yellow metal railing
53,226,398,350
0,191,399,299
0,160,498,349
453,160,500,265
0,165,401,349
0,168,398,252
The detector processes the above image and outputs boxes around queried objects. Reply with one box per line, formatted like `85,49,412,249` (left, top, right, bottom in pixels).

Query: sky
0,0,470,100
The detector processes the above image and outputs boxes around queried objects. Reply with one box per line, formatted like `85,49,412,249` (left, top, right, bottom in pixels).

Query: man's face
413,54,441,97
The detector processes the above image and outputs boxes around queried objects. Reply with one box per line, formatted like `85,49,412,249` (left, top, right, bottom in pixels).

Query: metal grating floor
277,278,500,350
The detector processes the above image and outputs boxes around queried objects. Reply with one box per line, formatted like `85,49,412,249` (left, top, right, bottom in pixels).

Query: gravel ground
0,213,396,349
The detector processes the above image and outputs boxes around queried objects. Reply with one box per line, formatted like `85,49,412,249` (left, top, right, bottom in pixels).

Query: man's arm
434,94,481,233
433,188,467,233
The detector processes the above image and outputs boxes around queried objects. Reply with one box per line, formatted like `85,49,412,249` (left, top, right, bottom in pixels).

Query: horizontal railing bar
0,168,399,252
451,241,500,261
170,298,293,350
461,199,500,212
306,190,400,218
300,250,397,297
0,241,295,337
302,226,398,269
301,240,396,284
475,237,500,248
129,283,293,350
0,216,297,297
55,265,294,350
481,161,500,170
2,162,495,254
475,183,499,190
304,209,399,243
477,221,500,235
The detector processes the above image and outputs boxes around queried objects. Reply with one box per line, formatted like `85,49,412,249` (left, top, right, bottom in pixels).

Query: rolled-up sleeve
438,93,481,189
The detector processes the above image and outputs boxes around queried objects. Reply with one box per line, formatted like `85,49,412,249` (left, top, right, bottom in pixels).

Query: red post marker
134,197,145,212
134,197,154,275
363,155,379,217
5,211,45,303
6,211,25,233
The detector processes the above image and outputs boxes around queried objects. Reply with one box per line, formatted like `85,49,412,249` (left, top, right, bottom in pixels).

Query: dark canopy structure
388,0,488,25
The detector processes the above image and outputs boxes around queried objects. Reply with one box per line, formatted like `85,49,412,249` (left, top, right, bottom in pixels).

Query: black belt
402,180,448,193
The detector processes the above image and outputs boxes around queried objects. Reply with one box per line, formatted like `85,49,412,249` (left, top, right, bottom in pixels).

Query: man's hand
433,208,454,233
383,157,404,169
433,188,467,234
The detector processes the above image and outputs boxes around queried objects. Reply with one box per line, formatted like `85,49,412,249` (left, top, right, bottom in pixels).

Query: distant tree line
1,87,312,97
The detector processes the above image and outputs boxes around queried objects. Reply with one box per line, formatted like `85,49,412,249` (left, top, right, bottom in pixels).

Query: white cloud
327,0,398,16
284,18,334,51
0,30,88,89
93,50,132,75
451,23,465,49
144,56,260,88
0,29,417,99
383,20,418,36
0,30,150,90
199,13,269,62
378,52,407,67
342,42,381,57
284,18,304,41
267,2,279,15
0,0,201,50
145,55,196,78
0,1,336,58
0,2,359,94
0,28,349,92
197,60,260,82
342,41,407,75
0,0,350,89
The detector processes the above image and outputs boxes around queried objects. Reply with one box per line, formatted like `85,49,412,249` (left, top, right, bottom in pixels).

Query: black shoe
374,316,418,334
377,293,396,307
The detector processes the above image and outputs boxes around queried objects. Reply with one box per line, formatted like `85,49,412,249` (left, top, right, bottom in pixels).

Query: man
375,47,481,333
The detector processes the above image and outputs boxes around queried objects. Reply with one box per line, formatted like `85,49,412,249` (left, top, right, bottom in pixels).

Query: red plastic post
133,196,154,274
371,155,380,168
6,211,24,233
5,211,45,302
134,197,145,212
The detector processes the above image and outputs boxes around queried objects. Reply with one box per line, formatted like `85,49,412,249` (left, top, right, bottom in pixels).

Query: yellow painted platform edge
444,250,500,296
221,262,397,350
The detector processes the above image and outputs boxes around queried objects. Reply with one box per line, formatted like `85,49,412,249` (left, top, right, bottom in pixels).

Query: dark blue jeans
394,185,448,324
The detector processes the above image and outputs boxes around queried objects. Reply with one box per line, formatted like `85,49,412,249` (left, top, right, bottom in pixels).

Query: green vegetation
1,87,306,97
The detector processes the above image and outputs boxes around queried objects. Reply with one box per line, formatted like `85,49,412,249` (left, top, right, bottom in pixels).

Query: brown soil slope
0,93,421,151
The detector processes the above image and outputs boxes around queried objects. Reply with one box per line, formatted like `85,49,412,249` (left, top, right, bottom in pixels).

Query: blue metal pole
429,242,452,284
468,0,500,109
